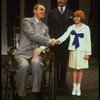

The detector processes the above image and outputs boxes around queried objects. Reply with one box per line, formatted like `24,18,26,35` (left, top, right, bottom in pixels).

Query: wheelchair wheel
48,59,57,100
1,63,9,100
1,64,9,88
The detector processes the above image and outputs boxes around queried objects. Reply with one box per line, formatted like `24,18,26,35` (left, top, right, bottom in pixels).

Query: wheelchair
1,47,17,100
1,47,57,100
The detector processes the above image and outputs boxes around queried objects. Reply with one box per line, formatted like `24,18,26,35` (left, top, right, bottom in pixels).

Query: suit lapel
53,8,61,22
53,7,71,22
31,17,36,25
64,7,73,21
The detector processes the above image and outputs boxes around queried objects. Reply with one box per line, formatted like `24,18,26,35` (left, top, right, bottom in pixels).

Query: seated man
15,3,56,100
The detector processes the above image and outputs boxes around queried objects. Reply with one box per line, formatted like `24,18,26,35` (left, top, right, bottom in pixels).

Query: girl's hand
83,55,90,60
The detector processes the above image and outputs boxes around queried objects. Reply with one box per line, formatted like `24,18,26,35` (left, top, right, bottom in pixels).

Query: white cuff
40,46,46,50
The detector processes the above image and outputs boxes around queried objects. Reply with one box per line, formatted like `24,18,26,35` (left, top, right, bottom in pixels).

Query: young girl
56,10,92,96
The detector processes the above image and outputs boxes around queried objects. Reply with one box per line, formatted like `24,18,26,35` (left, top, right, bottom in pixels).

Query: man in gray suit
15,3,56,100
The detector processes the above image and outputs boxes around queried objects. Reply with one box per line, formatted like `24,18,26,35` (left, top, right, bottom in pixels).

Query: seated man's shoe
57,82,61,88
60,81,69,89
14,93,21,100
34,92,43,100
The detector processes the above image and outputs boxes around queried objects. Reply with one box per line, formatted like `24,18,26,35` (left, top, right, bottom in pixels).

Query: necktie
60,7,63,14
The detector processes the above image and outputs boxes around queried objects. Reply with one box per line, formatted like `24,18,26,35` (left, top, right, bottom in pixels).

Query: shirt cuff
49,39,51,44
39,46,46,52
57,39,61,44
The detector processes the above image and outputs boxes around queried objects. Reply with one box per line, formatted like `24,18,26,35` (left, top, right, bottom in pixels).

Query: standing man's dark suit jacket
48,6,73,84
